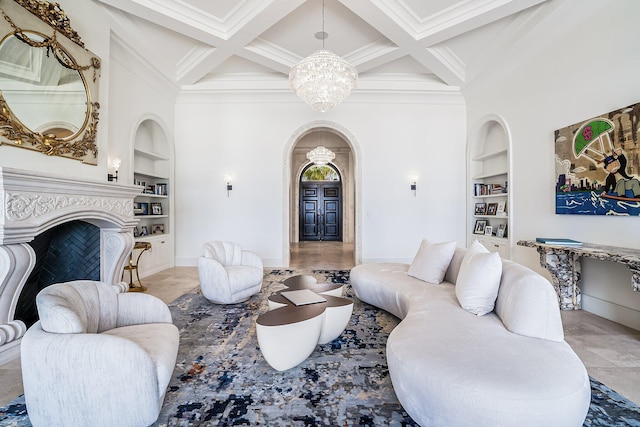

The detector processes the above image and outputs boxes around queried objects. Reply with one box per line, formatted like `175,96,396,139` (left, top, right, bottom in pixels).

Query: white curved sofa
350,241,591,427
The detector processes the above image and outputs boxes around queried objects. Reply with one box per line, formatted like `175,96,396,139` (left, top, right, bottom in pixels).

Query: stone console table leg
629,267,640,292
536,247,581,310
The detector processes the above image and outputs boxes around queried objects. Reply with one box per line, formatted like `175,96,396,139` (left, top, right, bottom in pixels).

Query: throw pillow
455,251,502,316
407,239,457,284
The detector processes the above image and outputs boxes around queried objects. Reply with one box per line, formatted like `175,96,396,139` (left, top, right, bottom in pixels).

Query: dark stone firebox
15,220,100,328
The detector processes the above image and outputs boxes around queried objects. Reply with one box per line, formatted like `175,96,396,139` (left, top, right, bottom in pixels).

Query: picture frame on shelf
152,224,164,234
496,201,506,214
484,226,493,236
140,226,149,236
133,226,140,237
496,223,507,238
151,202,163,215
139,202,149,216
474,203,487,215
487,203,498,215
474,220,487,234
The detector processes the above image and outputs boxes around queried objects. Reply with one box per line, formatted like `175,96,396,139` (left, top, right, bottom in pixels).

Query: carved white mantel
0,167,142,364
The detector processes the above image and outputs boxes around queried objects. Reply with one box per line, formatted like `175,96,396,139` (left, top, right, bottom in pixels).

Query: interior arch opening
288,127,356,269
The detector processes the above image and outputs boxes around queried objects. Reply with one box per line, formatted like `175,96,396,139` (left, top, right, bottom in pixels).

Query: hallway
289,241,355,270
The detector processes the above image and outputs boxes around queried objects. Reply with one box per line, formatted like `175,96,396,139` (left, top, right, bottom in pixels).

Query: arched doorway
299,163,342,241
283,121,362,267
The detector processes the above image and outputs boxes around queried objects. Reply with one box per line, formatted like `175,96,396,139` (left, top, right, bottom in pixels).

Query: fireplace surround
0,167,141,365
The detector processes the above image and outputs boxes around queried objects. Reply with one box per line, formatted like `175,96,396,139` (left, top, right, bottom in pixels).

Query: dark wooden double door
299,182,342,241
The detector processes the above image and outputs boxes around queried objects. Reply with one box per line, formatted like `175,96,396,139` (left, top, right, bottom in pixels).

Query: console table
123,241,152,292
517,240,640,310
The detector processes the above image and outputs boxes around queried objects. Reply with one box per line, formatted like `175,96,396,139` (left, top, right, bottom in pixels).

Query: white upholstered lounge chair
198,241,263,304
21,280,179,427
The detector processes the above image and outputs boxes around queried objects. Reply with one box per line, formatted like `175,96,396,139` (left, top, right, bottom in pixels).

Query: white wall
108,38,177,184
174,89,467,267
464,0,640,329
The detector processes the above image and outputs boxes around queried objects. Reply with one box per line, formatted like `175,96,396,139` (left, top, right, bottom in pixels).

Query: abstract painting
555,103,640,215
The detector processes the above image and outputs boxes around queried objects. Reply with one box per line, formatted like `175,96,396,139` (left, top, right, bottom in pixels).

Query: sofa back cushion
455,250,502,316
407,239,457,284
495,260,564,342
36,280,118,334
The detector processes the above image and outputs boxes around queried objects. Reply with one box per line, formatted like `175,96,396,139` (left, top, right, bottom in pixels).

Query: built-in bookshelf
131,119,174,277
468,116,512,258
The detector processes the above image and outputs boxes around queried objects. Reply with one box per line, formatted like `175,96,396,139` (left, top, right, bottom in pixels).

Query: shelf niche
132,118,174,278
467,115,512,259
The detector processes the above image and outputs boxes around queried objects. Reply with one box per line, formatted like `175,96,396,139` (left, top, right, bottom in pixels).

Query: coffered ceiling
96,0,550,88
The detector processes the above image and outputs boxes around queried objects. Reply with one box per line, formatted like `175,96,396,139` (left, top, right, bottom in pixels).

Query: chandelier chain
322,0,325,49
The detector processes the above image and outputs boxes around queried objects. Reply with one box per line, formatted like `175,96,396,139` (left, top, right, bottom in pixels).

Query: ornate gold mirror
0,0,101,164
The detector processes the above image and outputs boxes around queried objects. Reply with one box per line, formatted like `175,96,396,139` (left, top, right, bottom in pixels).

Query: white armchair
21,280,179,427
198,241,263,304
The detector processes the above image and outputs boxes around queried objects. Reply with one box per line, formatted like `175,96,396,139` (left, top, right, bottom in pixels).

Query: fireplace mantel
0,167,142,364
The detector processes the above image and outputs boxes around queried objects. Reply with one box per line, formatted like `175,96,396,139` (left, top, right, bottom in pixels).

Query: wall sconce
225,175,233,197
107,158,122,182
410,175,418,196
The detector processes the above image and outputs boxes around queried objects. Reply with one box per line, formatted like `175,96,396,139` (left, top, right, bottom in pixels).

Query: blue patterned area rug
1,269,639,426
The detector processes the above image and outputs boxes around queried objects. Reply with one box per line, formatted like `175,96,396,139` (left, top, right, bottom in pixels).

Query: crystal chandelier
307,146,335,165
289,1,358,112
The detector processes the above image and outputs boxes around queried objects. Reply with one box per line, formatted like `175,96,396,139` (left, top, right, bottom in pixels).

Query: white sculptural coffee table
255,275,353,371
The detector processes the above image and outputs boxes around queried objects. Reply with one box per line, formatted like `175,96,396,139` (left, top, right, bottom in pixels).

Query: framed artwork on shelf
151,202,163,215
140,226,149,236
487,203,498,215
484,226,493,236
496,223,507,238
152,224,165,234
474,203,487,215
496,201,506,214
139,202,149,216
474,220,487,234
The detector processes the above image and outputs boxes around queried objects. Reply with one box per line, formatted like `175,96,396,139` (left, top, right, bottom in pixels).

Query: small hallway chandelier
289,0,358,113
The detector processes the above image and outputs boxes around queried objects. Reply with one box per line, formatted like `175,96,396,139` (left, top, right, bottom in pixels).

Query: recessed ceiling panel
445,13,514,68
109,9,210,69
180,0,240,20
260,0,388,57
367,56,436,75
400,0,461,20
206,55,280,75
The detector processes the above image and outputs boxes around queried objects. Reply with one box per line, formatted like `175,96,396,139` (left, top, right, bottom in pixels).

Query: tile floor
0,241,638,409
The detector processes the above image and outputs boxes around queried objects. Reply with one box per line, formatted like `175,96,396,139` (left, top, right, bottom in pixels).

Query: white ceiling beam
96,0,226,45
339,0,464,86
241,38,301,75
379,0,549,46
176,0,307,85
344,39,404,73
418,0,549,46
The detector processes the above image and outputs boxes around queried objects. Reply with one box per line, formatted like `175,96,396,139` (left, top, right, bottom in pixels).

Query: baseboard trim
175,257,283,268
582,294,640,331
